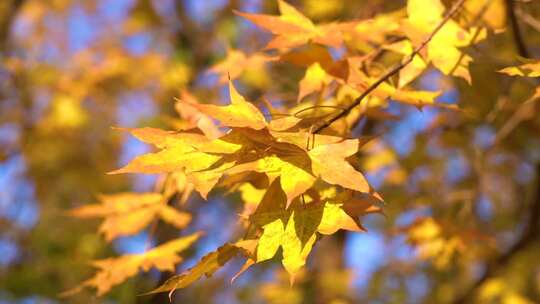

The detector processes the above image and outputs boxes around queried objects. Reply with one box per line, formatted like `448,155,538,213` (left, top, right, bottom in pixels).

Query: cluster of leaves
2,0,537,302
63,0,522,297
70,77,385,295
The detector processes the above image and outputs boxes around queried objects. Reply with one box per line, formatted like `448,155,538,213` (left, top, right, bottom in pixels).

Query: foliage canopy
1,0,540,303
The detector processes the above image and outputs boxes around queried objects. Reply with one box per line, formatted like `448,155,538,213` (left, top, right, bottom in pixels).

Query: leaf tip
106,168,125,175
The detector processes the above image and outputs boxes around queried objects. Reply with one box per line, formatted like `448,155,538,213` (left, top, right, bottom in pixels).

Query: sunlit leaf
62,233,201,296
69,193,191,241
499,61,540,78
179,81,267,130
145,240,256,295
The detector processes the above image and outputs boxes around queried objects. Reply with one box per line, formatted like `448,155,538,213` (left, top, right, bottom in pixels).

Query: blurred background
1,0,540,303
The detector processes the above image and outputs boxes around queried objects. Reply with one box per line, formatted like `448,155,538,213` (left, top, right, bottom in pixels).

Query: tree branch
313,0,468,134
505,0,530,58
0,0,24,53
515,6,540,33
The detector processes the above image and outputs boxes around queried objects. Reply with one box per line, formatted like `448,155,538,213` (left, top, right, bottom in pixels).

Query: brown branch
0,0,24,53
505,0,530,58
313,0,468,134
493,93,538,144
516,6,540,33
174,0,240,78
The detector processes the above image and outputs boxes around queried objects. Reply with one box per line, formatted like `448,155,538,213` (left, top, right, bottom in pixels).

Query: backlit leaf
145,240,256,295
499,61,540,78
308,139,370,193
62,233,201,296
69,192,191,241
236,0,352,49
179,81,267,130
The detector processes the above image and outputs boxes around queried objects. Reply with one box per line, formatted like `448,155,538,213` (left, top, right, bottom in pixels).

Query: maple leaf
346,57,441,108
351,10,402,45
297,62,333,101
109,127,258,199
323,191,384,234
498,60,540,77
269,130,344,148
308,139,370,193
209,48,275,84
61,233,201,296
248,179,317,281
69,192,191,241
109,128,220,174
227,129,372,204
178,81,267,130
403,0,486,83
279,44,333,68
267,116,303,132
109,127,243,198
225,129,372,205
237,181,267,218
226,144,316,206
110,78,375,205
145,240,257,295
249,180,382,281
384,39,428,88
173,90,222,140
235,0,353,50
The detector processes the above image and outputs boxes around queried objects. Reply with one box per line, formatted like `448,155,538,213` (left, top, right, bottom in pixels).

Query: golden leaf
145,240,256,295
69,192,191,241
62,233,201,296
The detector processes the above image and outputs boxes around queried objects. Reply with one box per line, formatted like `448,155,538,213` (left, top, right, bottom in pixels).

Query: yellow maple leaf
297,62,333,101
209,48,274,85
384,39,428,88
249,180,317,281
69,192,191,241
404,0,486,83
308,139,370,193
347,57,441,108
174,90,222,140
227,148,315,205
145,240,257,295
109,128,244,198
499,60,540,78
250,180,381,281
109,127,229,175
179,81,267,130
236,0,353,50
62,233,201,296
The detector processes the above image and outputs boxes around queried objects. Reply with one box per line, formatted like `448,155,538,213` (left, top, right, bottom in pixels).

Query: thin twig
293,105,346,117
313,0,468,134
493,91,539,144
516,6,540,33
